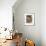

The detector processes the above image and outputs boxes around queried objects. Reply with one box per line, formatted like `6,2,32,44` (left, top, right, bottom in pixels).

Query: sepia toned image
24,14,34,25
26,15,32,23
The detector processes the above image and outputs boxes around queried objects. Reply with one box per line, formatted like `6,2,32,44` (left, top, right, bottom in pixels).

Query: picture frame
24,13,35,25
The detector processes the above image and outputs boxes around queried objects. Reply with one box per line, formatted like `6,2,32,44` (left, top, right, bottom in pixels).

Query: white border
24,13,35,25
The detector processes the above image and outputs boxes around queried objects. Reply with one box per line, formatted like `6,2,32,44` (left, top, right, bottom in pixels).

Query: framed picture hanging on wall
24,13,35,25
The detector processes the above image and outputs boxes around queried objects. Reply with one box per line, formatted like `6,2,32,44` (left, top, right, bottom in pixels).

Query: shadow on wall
12,0,41,46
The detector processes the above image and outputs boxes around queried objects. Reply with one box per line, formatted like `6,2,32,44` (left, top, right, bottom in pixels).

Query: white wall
0,0,46,46
41,0,46,46
0,0,16,30
13,0,41,46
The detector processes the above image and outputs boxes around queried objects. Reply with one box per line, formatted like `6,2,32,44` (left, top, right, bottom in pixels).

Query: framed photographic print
24,13,35,25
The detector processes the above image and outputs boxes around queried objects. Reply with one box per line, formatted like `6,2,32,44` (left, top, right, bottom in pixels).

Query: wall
0,0,17,38
0,0,16,30
41,0,46,46
13,0,41,46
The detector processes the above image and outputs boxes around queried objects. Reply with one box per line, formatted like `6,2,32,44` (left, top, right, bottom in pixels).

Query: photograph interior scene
0,0,46,46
